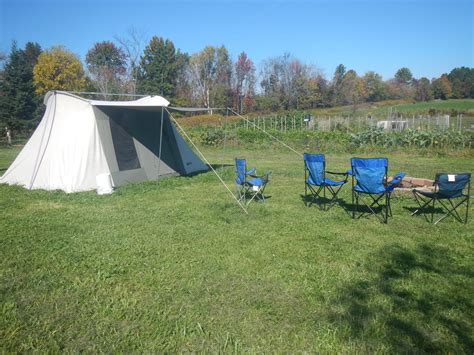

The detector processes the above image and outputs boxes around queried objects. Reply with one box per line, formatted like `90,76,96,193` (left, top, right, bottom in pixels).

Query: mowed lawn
1,144,473,352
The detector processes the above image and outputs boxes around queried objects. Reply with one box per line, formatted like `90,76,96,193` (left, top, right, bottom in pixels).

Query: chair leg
353,192,389,223
367,193,387,223
323,185,326,210
411,191,433,223
352,190,355,219
466,194,469,224
431,198,436,224
309,186,324,209
322,185,345,211
388,193,393,217
246,189,259,205
307,185,319,207
446,198,463,222
236,186,243,202
435,197,469,224
304,182,308,207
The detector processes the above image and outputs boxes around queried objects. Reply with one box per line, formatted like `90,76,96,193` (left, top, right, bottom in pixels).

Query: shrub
350,127,472,149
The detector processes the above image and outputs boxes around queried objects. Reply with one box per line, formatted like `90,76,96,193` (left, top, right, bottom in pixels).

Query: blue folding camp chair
304,153,348,210
351,157,396,223
411,172,470,224
235,158,270,205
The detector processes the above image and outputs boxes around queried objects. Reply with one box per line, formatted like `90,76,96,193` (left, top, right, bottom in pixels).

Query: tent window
109,116,141,171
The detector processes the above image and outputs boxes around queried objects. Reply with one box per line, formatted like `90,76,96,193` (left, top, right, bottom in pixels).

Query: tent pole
157,107,164,179
221,108,228,171
165,108,248,214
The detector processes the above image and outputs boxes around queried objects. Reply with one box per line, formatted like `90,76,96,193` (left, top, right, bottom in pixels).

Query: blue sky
0,0,472,80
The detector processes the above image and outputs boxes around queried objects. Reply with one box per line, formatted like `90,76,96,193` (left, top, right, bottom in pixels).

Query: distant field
372,99,474,116
175,99,474,128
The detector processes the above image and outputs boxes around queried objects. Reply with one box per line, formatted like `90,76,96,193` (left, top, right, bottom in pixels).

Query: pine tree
137,36,187,100
0,42,43,130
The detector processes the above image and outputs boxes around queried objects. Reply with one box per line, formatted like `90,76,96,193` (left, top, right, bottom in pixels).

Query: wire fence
231,113,474,133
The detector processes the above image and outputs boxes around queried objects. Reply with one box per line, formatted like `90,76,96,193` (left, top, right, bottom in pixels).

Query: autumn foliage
33,46,86,94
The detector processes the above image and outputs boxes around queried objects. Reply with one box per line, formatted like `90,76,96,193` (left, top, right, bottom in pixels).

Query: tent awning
91,96,170,107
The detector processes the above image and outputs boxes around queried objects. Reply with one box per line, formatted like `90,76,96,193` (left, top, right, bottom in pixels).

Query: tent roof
45,91,170,107
91,95,170,107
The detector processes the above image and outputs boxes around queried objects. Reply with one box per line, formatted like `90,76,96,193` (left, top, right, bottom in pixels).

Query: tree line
0,35,473,131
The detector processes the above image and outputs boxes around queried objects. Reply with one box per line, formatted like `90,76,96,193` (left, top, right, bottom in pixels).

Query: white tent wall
0,93,57,188
0,92,110,192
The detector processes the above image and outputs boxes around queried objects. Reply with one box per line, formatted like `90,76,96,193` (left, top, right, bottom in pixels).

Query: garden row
182,126,473,151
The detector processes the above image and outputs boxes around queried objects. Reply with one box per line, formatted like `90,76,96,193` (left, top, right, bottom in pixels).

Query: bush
350,127,472,149
202,129,226,146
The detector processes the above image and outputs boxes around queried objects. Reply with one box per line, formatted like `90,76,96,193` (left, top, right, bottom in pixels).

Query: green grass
1,145,473,352
301,99,474,118
372,99,474,119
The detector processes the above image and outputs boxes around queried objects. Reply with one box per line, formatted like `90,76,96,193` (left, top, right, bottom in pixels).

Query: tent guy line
165,107,249,214
227,108,303,158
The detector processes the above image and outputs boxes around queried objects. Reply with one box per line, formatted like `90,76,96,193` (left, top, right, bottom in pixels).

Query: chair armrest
246,167,256,175
326,171,348,176
327,171,349,182
393,172,406,179
250,171,271,182
388,179,401,186
387,172,406,186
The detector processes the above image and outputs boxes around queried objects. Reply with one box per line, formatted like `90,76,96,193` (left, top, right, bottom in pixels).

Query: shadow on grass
208,163,234,170
326,244,474,352
404,205,461,224
300,194,347,212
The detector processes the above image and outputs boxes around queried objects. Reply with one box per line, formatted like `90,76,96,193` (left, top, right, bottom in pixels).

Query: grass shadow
299,194,347,212
325,243,474,352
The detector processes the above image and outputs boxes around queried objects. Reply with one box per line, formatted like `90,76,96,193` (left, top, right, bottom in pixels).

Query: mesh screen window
109,115,141,171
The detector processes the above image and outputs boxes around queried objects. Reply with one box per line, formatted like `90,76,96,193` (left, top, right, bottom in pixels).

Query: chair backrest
435,173,471,198
351,157,388,194
304,153,325,185
235,158,247,185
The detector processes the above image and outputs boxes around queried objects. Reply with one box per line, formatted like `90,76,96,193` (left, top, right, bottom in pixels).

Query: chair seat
307,177,346,186
248,177,266,187
413,188,464,199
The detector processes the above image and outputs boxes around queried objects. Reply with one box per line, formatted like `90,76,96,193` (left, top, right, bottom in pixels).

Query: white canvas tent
0,91,208,193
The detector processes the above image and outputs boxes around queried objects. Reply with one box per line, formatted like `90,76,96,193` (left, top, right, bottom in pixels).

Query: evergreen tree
0,42,43,129
394,67,413,85
331,64,346,105
447,67,474,98
137,36,187,100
